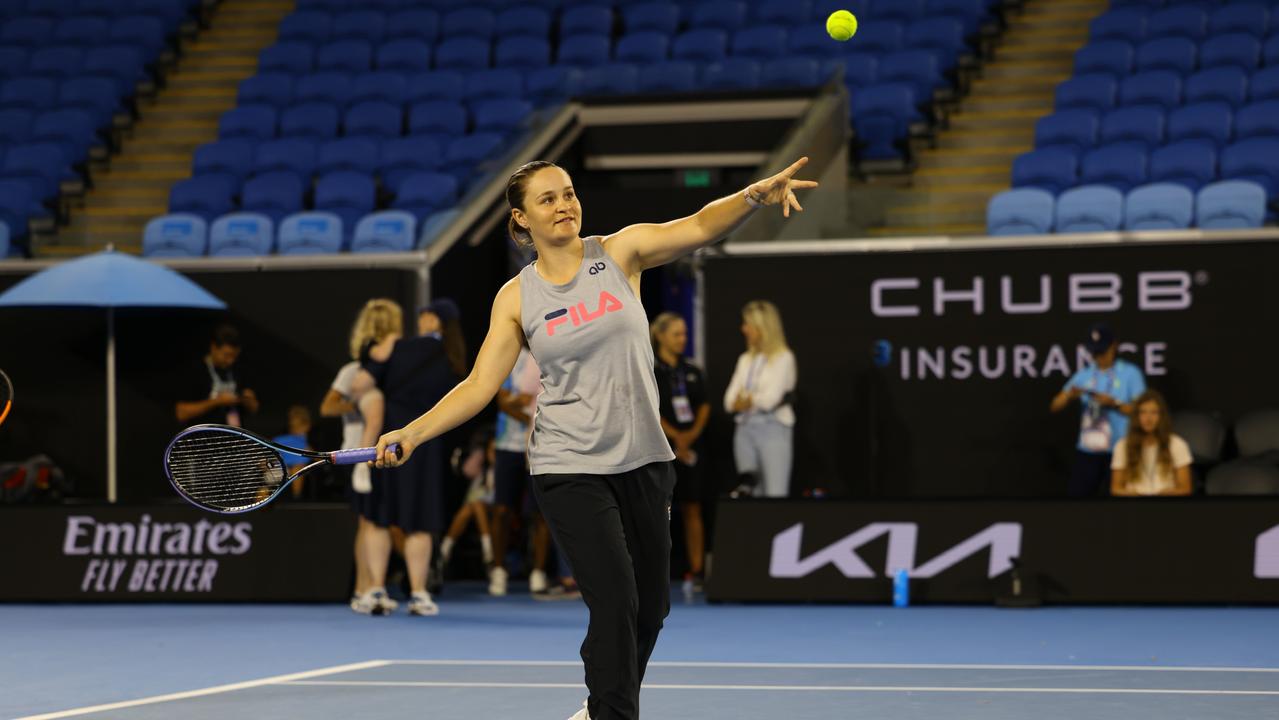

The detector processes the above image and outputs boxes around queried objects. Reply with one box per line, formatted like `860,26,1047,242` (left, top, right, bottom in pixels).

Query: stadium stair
42,0,288,255
866,0,1104,237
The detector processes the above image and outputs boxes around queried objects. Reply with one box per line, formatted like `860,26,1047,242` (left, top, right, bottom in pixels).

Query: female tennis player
374,157,818,720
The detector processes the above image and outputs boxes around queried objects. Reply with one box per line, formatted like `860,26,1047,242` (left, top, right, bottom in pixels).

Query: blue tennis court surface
5,583,1278,719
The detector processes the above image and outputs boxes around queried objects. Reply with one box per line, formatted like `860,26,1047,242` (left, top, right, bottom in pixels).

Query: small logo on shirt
545,291,623,336
587,262,607,275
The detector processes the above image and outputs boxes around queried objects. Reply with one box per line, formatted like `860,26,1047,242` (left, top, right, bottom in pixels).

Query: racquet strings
166,429,288,511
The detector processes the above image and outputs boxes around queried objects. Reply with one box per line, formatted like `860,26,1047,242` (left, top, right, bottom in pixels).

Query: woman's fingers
793,180,820,189
781,156,809,177
789,192,803,213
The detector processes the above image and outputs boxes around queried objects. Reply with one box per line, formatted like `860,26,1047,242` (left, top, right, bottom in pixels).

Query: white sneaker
369,587,398,614
566,699,590,720
350,589,393,615
529,568,549,594
488,566,508,596
408,591,439,616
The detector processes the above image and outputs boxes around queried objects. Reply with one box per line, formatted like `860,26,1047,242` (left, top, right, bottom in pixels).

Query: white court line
388,660,1279,673
283,680,1279,696
13,660,392,720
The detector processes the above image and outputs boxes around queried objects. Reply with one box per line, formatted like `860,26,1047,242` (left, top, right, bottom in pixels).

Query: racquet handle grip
331,443,402,465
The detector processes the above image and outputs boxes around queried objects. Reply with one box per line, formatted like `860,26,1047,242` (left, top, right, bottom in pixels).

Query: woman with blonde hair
723,300,797,498
1111,389,1193,496
320,298,402,614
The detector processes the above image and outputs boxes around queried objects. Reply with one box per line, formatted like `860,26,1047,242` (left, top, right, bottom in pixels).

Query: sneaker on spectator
371,587,398,614
351,588,394,615
534,582,582,602
488,566,508,597
529,568,549,594
408,591,439,616
567,699,590,720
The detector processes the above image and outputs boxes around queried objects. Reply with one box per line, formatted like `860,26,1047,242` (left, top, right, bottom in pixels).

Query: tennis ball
826,10,858,42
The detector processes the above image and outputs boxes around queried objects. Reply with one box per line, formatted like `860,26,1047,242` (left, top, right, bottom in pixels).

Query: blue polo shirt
1064,359,1146,454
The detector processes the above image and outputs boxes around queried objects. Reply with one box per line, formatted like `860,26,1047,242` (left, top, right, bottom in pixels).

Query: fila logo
769,522,1022,579
587,262,607,275
545,291,623,336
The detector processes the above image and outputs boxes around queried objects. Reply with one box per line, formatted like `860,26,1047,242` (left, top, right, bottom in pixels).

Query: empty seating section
0,0,197,254
1005,0,1279,235
150,0,1005,255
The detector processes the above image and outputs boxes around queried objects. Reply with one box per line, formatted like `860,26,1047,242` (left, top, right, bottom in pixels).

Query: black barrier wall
0,505,355,601
701,237,1279,498
708,499,1279,603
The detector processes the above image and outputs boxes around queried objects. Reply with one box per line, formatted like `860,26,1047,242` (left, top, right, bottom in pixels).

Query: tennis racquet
0,369,11,427
164,423,400,514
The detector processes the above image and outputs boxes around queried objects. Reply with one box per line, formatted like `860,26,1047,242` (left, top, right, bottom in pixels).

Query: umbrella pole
107,307,117,503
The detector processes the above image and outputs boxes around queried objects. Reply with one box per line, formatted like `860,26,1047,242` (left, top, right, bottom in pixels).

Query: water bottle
892,568,910,608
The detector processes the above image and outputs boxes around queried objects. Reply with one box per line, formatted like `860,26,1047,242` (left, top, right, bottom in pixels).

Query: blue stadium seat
525,65,583,105
1119,71,1181,110
827,53,878,88
1074,40,1135,75
1266,35,1279,66
1100,106,1165,148
906,17,966,70
0,109,31,144
54,16,108,45
495,36,551,68
556,33,611,67
701,58,761,90
193,139,256,181
131,0,186,33
259,43,314,74
560,5,612,36
495,7,551,39
1,17,53,46
379,136,442,193
385,9,439,42
253,138,317,179
1147,5,1208,41
242,171,306,222
1,142,71,210
30,109,96,161
788,25,841,59
1081,143,1149,192
57,77,118,126
0,47,26,79
294,72,353,107
317,40,372,73
1,77,57,111
870,0,924,22
331,10,385,42
1220,137,1279,197
1124,183,1195,230
435,36,490,71
851,82,922,161
406,71,465,103
1200,33,1261,71
316,137,379,176
730,25,786,61
926,0,986,35
1149,140,1218,190
879,51,945,103
392,171,459,221
854,19,903,54
761,57,821,88
465,68,524,104
408,100,468,136
624,2,679,34
1090,7,1149,44
352,210,416,253
616,31,671,63
209,212,274,256
1196,180,1266,228
1035,109,1100,151
344,100,401,140
1185,66,1249,106
376,39,431,72
169,175,237,221
581,62,639,95
672,29,728,63
143,214,207,257
0,179,32,242
689,0,747,31
1055,185,1124,233
239,74,294,109
28,46,83,79
812,0,864,21
1235,100,1279,141
986,188,1055,236
442,7,495,41
219,105,276,141
638,60,698,92
442,132,503,186
1209,3,1269,37
1167,102,1232,147
314,172,375,241
81,45,145,95
280,102,339,140
109,15,164,58
351,72,406,106
0,218,7,257
760,0,809,24
1011,147,1079,194
278,11,331,43
1055,74,1118,112
1251,67,1279,102
1136,37,1196,74
472,98,533,135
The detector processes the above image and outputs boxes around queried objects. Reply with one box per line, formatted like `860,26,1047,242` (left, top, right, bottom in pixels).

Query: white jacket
723,349,797,426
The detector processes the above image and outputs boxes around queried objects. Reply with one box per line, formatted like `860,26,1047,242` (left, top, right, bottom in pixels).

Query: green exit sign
683,169,711,188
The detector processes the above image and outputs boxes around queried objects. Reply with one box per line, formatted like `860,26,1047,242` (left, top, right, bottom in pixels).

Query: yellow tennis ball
826,10,858,42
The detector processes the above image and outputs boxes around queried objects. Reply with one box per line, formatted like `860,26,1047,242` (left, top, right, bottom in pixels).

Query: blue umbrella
0,250,225,502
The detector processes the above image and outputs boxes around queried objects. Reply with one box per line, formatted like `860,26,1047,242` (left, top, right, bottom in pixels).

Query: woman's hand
747,156,821,218
732,392,753,413
374,426,419,469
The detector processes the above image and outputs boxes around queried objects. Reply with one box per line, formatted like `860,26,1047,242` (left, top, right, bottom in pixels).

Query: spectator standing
175,324,259,427
650,312,710,590
1111,389,1193,496
723,301,797,498
1051,323,1146,497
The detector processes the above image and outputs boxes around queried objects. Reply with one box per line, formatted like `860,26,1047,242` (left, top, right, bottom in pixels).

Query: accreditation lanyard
667,361,694,424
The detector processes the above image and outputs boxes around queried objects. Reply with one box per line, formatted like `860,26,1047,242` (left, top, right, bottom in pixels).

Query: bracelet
743,187,765,209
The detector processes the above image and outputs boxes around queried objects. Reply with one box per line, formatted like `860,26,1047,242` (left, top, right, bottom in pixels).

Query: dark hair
211,323,240,348
441,318,468,378
506,160,561,248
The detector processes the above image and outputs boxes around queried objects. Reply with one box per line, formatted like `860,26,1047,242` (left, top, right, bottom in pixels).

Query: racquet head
164,425,298,513
0,369,11,427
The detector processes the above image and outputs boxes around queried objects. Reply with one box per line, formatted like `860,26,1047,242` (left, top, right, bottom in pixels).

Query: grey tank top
519,237,674,475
